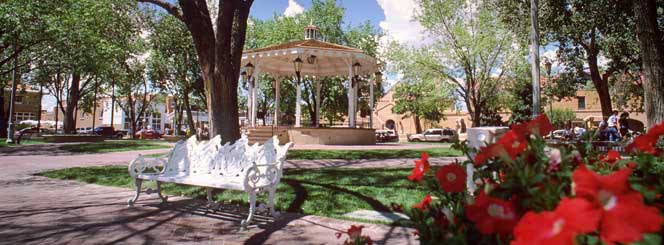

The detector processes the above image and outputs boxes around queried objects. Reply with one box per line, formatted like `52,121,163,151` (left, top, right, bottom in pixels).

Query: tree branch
137,0,184,21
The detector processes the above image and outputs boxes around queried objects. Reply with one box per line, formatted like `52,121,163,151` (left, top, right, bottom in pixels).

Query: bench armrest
128,154,168,178
244,162,281,190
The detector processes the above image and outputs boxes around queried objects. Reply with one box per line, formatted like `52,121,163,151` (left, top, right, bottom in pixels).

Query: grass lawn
58,140,172,153
0,138,48,148
286,147,461,160
38,165,428,222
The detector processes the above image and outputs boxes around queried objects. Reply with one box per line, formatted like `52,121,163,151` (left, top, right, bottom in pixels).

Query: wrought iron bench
127,135,292,227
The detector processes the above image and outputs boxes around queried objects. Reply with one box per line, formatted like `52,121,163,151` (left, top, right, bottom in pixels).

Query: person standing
618,112,630,137
607,111,620,141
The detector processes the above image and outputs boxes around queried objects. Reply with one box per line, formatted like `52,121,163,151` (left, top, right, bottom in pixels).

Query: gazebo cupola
304,21,320,40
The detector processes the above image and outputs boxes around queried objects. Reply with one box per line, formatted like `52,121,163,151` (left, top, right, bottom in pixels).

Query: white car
408,128,458,142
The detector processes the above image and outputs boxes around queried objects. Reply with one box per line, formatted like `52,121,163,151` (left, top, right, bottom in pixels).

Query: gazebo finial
304,20,320,40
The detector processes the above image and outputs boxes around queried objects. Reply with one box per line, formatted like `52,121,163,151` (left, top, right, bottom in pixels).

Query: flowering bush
401,115,664,245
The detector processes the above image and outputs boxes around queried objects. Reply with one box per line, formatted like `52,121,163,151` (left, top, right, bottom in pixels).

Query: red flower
408,152,430,181
626,162,638,169
338,225,373,245
573,165,664,244
627,134,660,155
512,114,554,137
599,150,621,165
347,225,364,240
646,122,664,136
465,191,519,235
474,131,527,165
627,122,664,155
413,194,432,210
512,198,601,245
435,164,467,192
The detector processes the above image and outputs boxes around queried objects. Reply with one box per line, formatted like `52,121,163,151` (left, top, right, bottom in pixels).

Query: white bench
127,135,292,227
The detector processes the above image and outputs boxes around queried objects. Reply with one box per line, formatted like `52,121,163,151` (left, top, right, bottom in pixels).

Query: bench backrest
162,135,291,179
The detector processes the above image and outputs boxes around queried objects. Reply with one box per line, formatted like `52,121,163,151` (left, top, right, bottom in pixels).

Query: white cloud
284,0,304,17
375,0,426,45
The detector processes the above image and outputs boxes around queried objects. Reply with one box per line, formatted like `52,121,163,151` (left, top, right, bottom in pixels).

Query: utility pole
530,0,541,117
6,41,19,144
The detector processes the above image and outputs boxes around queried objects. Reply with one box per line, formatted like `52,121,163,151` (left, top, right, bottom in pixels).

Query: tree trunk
588,53,613,119
634,0,664,127
530,0,541,117
413,115,422,134
170,0,252,143
63,71,81,134
183,91,196,135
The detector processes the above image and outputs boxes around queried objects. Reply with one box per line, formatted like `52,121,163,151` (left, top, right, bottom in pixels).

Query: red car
134,129,161,139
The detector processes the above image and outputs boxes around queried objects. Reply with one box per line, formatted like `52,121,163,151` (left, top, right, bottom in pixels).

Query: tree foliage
496,0,641,119
387,0,519,127
392,80,453,133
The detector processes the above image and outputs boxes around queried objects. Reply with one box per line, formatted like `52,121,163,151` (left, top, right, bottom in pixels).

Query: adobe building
370,84,647,141
3,86,43,123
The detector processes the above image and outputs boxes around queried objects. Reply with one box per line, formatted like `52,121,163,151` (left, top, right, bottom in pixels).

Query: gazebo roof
241,37,377,78
245,39,364,54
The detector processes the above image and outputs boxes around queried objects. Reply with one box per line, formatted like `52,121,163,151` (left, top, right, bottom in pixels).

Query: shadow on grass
37,166,427,222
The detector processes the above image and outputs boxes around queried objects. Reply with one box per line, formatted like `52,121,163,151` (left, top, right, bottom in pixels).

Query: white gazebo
240,24,381,145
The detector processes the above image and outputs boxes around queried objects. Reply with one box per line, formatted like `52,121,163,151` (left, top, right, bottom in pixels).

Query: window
14,112,36,121
15,96,24,104
151,112,162,130
577,96,586,110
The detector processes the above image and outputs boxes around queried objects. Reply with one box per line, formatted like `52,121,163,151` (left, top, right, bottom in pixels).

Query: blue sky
251,0,385,28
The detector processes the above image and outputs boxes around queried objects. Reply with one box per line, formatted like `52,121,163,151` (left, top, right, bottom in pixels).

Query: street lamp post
6,42,19,144
244,63,255,127
544,58,553,116
544,58,553,139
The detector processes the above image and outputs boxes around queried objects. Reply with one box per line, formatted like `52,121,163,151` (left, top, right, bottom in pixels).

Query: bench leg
268,186,278,218
241,191,257,229
127,178,143,207
156,181,168,203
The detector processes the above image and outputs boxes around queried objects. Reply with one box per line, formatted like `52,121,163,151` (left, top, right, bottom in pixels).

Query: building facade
370,84,647,141
3,86,42,124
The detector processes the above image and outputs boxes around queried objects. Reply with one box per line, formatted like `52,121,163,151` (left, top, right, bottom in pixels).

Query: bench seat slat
137,173,248,190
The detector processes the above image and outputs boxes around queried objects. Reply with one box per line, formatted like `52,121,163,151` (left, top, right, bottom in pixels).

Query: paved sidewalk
0,149,430,244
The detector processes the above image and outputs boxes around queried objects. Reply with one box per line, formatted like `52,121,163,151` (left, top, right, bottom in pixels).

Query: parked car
375,129,398,142
76,127,94,134
407,128,458,142
94,126,127,139
14,127,49,139
135,129,161,139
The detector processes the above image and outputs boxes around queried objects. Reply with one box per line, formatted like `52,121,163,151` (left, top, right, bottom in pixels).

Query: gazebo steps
247,127,289,144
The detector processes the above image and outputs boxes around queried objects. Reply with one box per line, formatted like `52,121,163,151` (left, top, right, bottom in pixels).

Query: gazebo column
369,77,374,128
251,71,260,127
295,76,302,127
247,79,253,127
315,79,321,127
347,63,355,128
274,79,280,126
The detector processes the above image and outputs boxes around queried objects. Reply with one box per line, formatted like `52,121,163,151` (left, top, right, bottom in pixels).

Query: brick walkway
0,146,457,244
